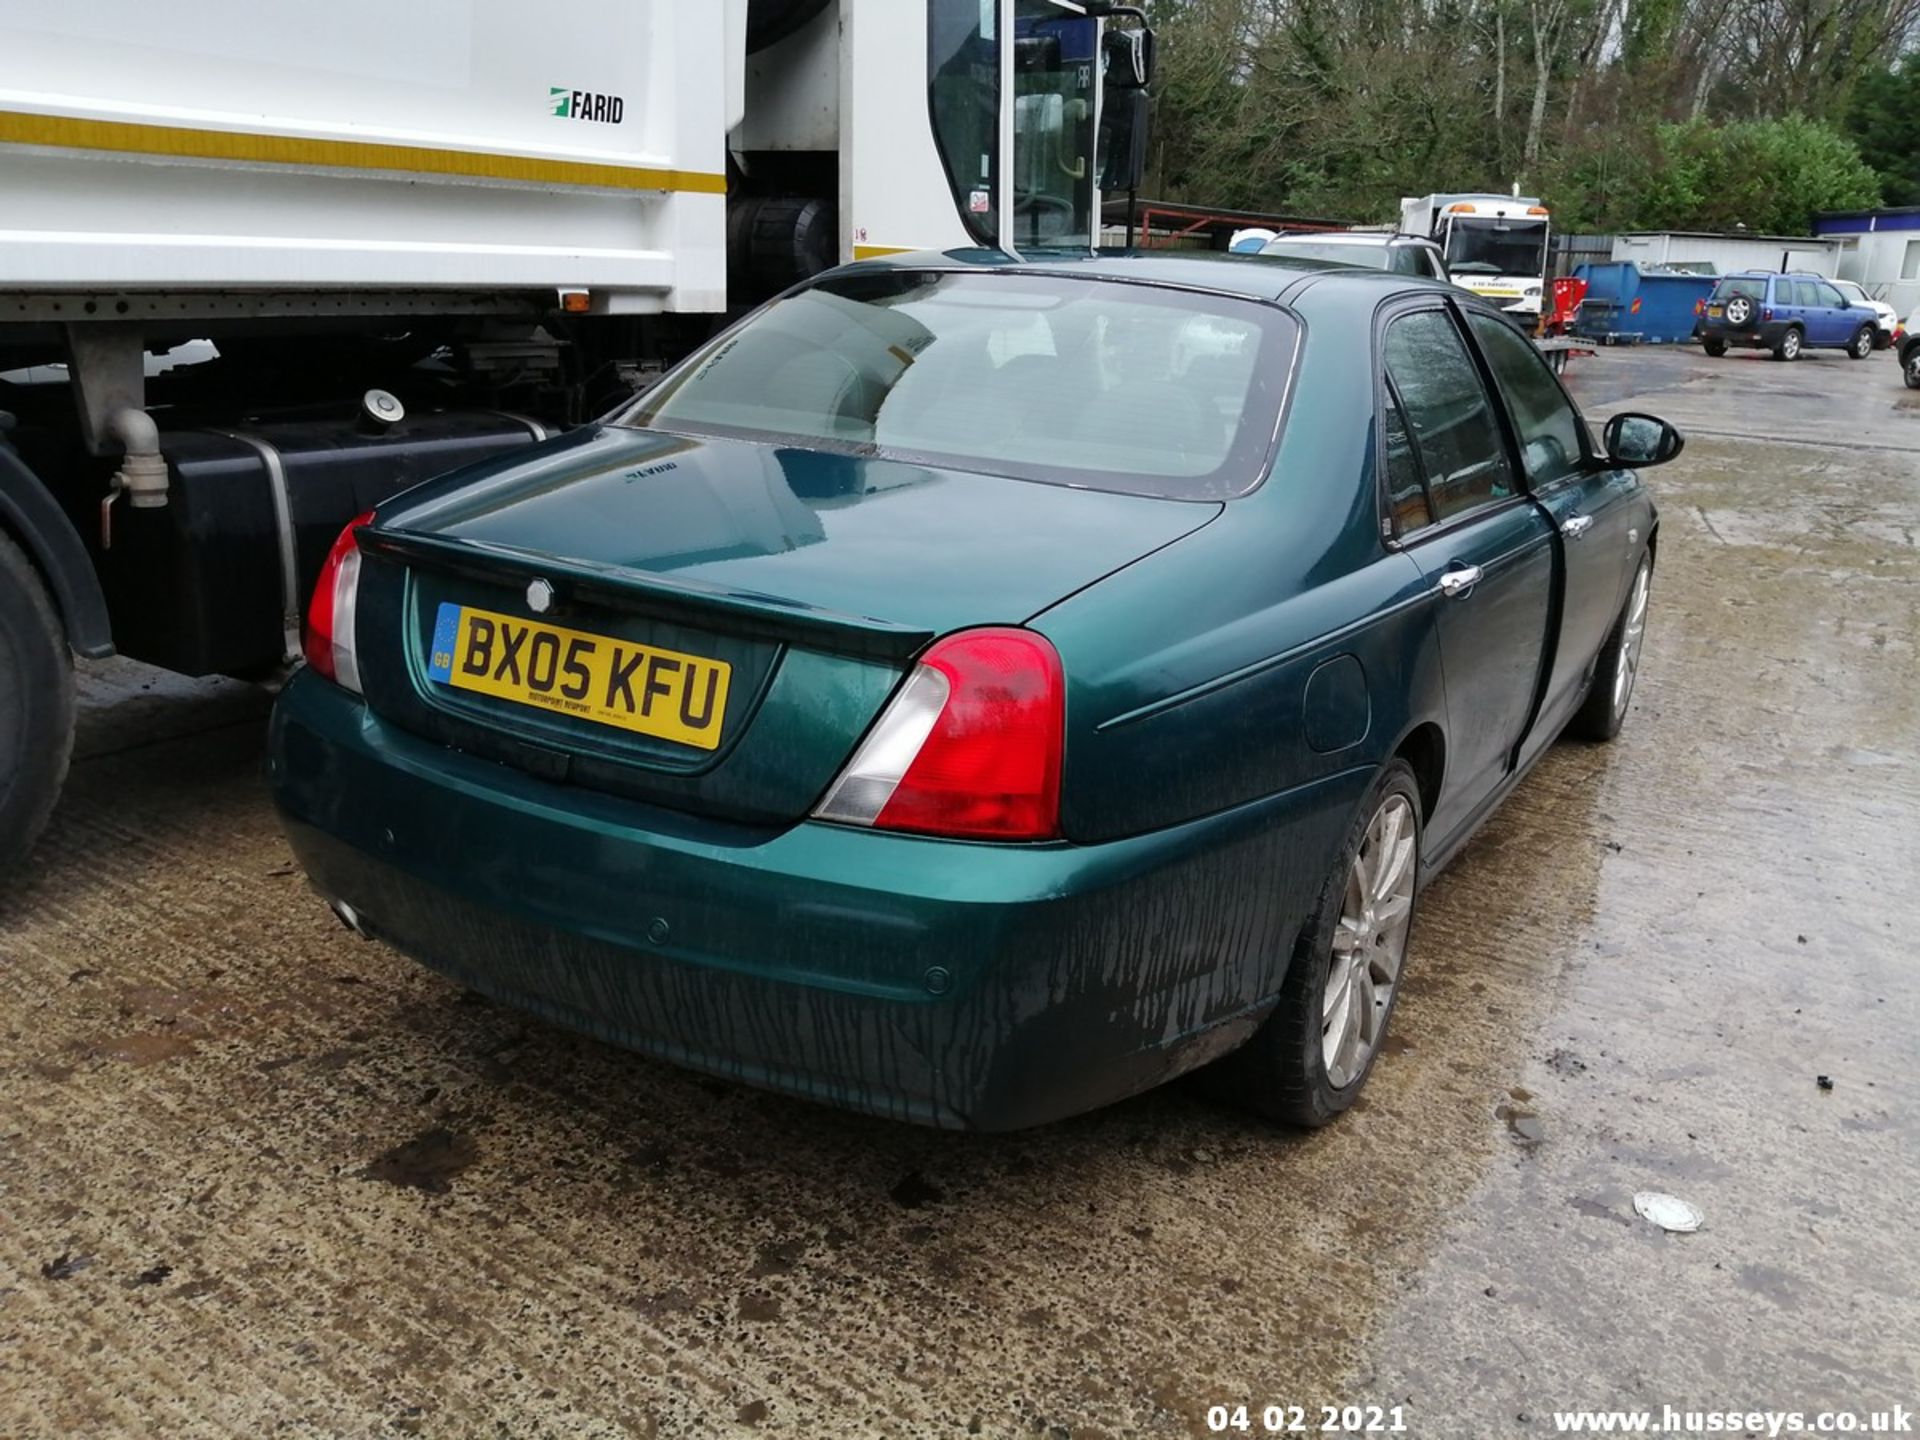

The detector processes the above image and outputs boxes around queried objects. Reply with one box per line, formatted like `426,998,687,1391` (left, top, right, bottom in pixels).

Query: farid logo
549,86,625,124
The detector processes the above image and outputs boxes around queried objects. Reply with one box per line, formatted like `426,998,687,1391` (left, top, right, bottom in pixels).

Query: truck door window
1466,313,1586,486
929,0,1001,246
1011,1,1097,247
1383,309,1515,522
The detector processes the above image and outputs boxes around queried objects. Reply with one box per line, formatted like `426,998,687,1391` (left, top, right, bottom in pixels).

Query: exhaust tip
329,900,370,939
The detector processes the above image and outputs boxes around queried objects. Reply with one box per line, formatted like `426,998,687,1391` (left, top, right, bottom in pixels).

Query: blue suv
1697,271,1880,361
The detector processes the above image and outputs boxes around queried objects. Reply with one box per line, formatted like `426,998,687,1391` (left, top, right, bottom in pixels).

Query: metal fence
1551,233,1614,277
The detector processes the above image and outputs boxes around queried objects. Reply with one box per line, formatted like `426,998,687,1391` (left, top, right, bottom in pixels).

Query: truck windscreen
928,1,1000,246
1445,218,1548,277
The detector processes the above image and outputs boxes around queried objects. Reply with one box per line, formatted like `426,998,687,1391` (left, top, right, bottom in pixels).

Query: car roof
840,246,1456,306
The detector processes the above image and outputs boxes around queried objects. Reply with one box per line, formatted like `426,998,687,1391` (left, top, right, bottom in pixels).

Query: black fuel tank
101,409,543,676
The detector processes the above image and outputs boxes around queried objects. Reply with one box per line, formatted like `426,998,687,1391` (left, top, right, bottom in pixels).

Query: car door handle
1561,514,1594,539
1437,565,1483,598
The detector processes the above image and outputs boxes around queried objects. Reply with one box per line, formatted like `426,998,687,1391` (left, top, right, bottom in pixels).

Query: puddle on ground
360,1128,480,1194
1494,1101,1545,1148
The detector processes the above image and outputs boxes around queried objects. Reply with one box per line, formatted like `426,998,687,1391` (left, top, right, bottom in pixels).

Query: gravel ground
2,343,1915,1438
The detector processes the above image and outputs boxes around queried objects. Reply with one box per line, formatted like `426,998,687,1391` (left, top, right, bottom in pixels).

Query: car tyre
1722,295,1754,327
0,531,76,874
1208,759,1422,1128
1905,346,1920,390
1848,324,1875,360
1701,337,1728,357
1570,554,1652,743
1772,326,1802,362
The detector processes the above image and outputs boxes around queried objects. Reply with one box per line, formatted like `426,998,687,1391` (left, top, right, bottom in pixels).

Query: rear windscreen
1711,277,1766,302
618,270,1298,500
1259,240,1391,270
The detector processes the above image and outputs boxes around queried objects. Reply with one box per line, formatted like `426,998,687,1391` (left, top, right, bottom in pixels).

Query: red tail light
814,628,1064,841
1762,306,1774,322
304,511,376,691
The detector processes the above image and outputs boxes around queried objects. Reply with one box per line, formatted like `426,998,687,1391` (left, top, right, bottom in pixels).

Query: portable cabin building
1609,231,1844,279
1812,208,1920,318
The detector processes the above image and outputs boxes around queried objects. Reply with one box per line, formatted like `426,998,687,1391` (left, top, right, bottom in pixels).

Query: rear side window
1712,277,1765,303
1792,279,1821,307
1383,309,1515,522
1467,313,1587,486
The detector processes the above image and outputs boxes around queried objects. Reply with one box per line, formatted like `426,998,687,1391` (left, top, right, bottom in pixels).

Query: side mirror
1603,412,1684,468
1099,88,1150,193
1101,25,1155,90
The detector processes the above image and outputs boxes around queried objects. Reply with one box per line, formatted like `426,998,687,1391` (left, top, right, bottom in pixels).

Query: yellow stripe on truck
853,244,915,260
0,109,729,195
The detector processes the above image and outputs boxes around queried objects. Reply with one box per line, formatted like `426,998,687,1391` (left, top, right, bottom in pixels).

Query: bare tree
1524,0,1570,168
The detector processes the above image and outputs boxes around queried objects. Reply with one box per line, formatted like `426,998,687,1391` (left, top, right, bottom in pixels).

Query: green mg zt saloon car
270,252,1677,1131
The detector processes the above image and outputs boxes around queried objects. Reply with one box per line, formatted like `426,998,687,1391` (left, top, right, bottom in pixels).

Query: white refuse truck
1400,193,1551,316
0,0,1156,868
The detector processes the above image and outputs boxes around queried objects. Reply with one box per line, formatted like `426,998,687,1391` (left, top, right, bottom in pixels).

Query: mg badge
526,578,557,615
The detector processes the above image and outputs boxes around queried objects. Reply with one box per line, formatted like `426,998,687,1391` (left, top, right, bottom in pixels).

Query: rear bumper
269,672,1367,1130
1698,318,1788,348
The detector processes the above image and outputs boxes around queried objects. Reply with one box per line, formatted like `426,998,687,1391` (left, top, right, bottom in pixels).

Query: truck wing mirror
1101,25,1155,90
1099,89,1151,194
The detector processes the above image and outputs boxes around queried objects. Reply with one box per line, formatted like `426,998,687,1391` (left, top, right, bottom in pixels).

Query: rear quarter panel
1033,302,1445,846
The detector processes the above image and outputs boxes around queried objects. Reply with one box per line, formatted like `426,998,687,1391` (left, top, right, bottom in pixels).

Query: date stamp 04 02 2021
1207,1404,1410,1436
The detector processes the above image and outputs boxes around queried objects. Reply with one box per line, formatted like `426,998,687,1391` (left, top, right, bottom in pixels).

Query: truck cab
1401,193,1551,317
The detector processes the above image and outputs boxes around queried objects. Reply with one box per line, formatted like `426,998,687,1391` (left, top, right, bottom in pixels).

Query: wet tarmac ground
2,344,1916,1438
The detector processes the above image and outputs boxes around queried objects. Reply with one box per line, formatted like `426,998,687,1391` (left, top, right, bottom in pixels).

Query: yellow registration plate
1707,305,1724,318
426,602,731,750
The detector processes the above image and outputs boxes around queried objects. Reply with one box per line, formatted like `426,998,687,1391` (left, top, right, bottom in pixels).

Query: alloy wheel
1855,328,1874,358
1323,793,1416,1089
1614,562,1651,714
1782,330,1802,360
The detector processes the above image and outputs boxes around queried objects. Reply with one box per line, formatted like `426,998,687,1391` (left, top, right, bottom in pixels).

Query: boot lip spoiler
358,526,937,665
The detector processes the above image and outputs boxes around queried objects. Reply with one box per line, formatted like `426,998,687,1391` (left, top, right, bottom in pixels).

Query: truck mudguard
0,442,113,658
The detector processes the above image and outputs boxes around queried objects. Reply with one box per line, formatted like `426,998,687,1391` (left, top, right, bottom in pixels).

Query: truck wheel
1772,327,1803,362
728,196,835,305
1848,324,1875,360
0,531,76,873
1702,337,1727,357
